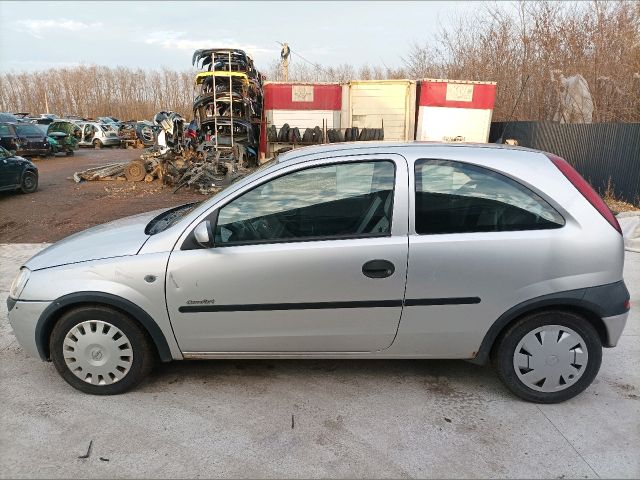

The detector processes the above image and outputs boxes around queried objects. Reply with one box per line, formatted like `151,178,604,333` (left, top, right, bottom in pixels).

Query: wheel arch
471,281,629,365
35,292,173,363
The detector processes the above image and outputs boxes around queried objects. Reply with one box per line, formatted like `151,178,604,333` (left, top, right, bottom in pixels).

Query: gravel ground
0,243,638,479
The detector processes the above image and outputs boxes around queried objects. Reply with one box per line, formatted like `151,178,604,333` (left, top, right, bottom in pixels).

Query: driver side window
215,161,396,245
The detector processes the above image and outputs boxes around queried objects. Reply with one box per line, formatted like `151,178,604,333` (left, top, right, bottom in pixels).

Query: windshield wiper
145,202,201,235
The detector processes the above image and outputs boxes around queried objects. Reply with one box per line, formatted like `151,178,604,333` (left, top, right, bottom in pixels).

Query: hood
25,209,167,271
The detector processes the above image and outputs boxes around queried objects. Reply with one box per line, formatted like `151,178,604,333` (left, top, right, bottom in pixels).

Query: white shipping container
347,80,416,141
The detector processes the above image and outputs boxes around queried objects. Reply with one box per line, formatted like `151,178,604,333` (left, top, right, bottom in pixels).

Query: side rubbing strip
178,297,480,313
404,297,481,306
179,300,403,313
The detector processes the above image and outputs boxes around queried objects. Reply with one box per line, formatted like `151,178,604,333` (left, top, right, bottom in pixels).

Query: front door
0,150,21,188
166,155,409,353
81,124,95,146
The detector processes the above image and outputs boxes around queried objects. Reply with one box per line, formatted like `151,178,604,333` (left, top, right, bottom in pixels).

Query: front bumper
7,298,51,359
602,311,629,347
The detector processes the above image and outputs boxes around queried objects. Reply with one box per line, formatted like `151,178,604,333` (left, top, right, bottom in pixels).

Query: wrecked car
77,122,121,149
47,121,80,155
0,122,50,157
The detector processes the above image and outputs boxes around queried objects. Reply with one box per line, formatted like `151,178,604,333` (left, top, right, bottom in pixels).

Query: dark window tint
215,161,395,245
15,124,43,136
0,125,10,135
415,159,564,234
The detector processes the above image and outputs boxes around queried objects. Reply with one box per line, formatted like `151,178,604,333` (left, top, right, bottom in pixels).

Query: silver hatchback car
7,143,630,402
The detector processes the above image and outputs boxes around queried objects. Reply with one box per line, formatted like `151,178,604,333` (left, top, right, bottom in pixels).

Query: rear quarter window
414,159,564,234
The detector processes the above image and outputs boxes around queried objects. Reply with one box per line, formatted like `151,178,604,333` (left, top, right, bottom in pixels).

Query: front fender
35,291,175,362
22,253,182,361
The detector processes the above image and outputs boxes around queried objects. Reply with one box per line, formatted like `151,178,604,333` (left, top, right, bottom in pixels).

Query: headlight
9,268,30,299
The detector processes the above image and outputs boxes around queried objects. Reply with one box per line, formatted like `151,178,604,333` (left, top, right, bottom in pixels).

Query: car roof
276,141,543,165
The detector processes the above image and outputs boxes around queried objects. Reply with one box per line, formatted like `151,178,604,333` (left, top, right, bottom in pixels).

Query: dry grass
603,179,640,214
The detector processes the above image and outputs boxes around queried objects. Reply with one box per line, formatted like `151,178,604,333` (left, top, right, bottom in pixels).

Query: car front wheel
50,306,155,394
493,310,602,403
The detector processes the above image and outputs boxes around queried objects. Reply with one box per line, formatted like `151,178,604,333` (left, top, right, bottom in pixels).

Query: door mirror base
194,220,214,248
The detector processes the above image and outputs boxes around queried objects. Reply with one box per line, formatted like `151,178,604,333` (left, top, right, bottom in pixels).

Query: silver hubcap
63,321,133,385
514,325,588,392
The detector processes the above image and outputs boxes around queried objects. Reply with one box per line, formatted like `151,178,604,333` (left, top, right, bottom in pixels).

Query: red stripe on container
419,81,496,109
264,84,342,110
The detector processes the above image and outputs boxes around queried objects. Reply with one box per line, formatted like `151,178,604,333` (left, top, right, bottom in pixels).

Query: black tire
334,129,344,142
278,123,290,143
50,306,156,395
358,128,368,141
344,128,352,142
492,310,602,403
292,127,301,143
313,126,323,143
267,125,277,142
302,128,313,143
93,139,102,149
20,170,38,193
352,127,359,141
327,129,335,143
66,149,74,156
379,128,384,141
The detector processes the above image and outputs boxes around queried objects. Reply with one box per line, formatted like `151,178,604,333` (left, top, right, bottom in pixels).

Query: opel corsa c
7,143,630,402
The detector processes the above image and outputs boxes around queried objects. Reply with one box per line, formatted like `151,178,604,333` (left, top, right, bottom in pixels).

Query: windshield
145,202,202,235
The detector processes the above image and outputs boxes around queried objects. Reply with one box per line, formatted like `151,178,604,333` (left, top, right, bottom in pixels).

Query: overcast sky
0,1,478,73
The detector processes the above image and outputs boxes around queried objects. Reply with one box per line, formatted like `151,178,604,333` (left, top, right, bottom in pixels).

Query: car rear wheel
50,306,155,395
20,171,38,193
93,139,103,149
493,310,601,403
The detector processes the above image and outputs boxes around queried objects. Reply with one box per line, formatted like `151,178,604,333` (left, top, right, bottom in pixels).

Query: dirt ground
0,148,204,243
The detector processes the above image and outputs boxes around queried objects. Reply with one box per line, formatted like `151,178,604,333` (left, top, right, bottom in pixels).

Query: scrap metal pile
73,48,264,195
191,48,263,169
117,121,156,149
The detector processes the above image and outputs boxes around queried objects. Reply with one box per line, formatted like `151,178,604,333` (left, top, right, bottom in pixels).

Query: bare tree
0,1,637,122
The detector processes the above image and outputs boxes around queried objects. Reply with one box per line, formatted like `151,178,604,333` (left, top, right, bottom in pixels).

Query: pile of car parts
74,48,266,195
117,121,156,149
192,48,263,170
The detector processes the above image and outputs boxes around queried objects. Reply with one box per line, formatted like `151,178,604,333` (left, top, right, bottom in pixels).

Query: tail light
547,153,622,234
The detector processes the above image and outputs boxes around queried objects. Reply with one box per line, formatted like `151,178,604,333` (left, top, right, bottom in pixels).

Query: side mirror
194,220,214,248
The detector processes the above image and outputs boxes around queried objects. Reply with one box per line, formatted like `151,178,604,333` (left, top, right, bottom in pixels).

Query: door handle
362,259,395,279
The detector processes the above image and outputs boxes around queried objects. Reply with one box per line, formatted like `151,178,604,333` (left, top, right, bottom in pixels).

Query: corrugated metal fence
489,122,640,204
